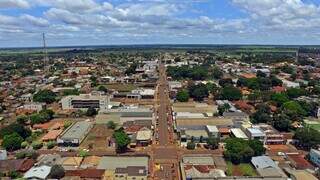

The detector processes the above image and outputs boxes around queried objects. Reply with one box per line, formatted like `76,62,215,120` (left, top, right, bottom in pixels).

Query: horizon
1,0,320,47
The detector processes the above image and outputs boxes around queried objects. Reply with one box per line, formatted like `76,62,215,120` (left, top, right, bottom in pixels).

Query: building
127,88,155,99
16,102,45,114
251,156,287,178
309,149,320,167
114,166,147,180
60,94,113,110
57,121,93,146
230,128,248,140
283,167,318,180
136,127,152,146
245,127,265,142
23,165,51,180
180,155,226,180
205,125,219,138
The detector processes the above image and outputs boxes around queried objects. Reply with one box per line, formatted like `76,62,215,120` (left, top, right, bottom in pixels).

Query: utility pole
42,33,49,71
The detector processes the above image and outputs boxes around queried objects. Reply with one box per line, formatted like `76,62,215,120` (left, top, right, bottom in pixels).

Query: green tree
2,133,24,151
218,103,231,116
271,93,289,106
286,88,306,99
272,113,291,132
62,89,80,96
187,141,196,150
189,83,209,101
33,89,57,104
212,66,223,79
250,104,272,124
107,121,117,129
49,165,65,179
176,90,189,102
219,86,242,101
86,107,97,117
98,85,108,93
47,141,56,149
113,128,130,152
248,140,265,156
282,101,307,120
294,127,320,150
16,115,28,124
31,141,43,150
207,136,219,149
0,123,31,139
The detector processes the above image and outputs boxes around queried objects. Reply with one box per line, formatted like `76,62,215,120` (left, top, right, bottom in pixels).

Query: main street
152,60,179,180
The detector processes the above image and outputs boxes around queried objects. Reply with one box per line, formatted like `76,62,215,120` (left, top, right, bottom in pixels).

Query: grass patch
226,161,257,176
105,83,137,92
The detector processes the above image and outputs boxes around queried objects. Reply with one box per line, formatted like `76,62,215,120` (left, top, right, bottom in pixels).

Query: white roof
176,112,206,119
230,128,248,139
206,125,218,133
136,129,152,140
24,165,51,179
247,128,265,137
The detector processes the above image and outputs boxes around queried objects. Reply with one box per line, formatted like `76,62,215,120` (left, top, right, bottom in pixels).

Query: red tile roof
272,86,286,93
65,169,105,178
287,154,314,170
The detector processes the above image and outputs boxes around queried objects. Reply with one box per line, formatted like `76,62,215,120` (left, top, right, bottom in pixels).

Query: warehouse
57,121,93,146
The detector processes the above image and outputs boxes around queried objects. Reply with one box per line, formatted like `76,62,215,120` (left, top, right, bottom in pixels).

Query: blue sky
0,0,320,47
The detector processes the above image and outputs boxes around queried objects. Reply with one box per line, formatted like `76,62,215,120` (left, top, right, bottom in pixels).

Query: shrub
31,141,43,150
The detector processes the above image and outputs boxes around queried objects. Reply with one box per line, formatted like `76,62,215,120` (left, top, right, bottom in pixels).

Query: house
97,156,149,172
41,129,63,141
283,167,318,180
245,127,265,142
16,102,46,114
0,159,35,174
136,127,152,146
230,128,248,140
251,156,287,178
310,149,320,167
23,165,51,180
114,166,147,180
57,121,93,146
181,155,226,180
205,125,219,138
59,157,83,170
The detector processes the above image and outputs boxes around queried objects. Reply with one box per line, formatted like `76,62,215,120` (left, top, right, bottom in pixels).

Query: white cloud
20,14,49,27
0,0,30,9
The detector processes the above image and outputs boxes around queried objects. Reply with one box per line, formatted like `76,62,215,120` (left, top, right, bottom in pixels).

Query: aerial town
0,46,319,180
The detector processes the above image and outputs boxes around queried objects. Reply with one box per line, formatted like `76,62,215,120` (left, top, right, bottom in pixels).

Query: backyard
226,161,257,176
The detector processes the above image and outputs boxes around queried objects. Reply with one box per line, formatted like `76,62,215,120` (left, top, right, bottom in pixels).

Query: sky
0,0,320,47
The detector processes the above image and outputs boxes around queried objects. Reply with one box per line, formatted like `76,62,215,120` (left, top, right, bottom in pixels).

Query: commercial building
245,127,266,142
60,94,115,110
205,125,219,138
251,156,287,178
23,165,51,180
230,128,248,140
114,166,147,180
97,156,149,172
57,121,93,146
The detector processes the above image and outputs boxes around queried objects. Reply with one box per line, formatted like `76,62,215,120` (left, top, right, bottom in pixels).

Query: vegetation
33,89,57,104
113,128,130,152
224,138,265,164
188,83,209,101
294,127,320,150
31,141,43,150
218,86,242,101
187,141,196,150
86,107,98,117
2,133,24,151
62,89,80,96
107,121,117,129
176,90,189,102
0,123,31,139
49,165,65,179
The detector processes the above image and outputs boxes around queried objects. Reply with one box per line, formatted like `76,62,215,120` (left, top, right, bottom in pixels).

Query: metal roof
60,121,93,140
97,156,148,170
251,156,277,169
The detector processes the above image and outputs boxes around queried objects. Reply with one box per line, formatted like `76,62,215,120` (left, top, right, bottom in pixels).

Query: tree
49,165,65,179
212,66,223,79
16,115,28,124
33,90,57,104
219,86,242,101
47,141,56,149
272,113,291,132
286,88,306,99
294,127,320,150
107,121,117,129
0,123,31,139
31,141,43,150
2,133,24,151
248,140,265,156
271,93,289,106
189,83,209,101
256,70,267,78
86,107,97,117
218,103,230,116
270,75,283,87
207,136,219,149
187,142,196,150
219,78,234,87
250,104,272,124
62,89,80,96
98,85,108,93
113,128,130,152
282,101,307,120
176,90,189,102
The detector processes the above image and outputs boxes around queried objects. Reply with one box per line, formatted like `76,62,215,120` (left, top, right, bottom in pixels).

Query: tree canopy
2,133,24,151
113,128,130,152
176,89,189,102
33,90,57,104
218,86,242,101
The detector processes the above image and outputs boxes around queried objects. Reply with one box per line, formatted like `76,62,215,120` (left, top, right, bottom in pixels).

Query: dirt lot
80,124,114,151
